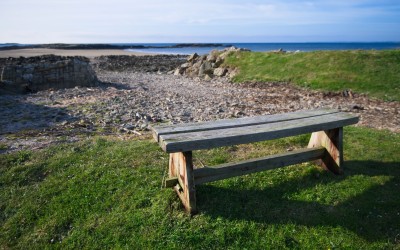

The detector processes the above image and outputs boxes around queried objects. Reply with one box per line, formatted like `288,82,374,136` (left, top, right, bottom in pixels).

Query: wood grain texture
308,128,343,174
194,147,326,185
152,108,340,142
160,112,358,153
169,152,197,214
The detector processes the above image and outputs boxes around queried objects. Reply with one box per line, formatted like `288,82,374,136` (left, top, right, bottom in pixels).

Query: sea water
1,42,399,55
124,42,400,55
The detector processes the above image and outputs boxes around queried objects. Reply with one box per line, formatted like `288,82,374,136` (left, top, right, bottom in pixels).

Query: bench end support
169,151,197,214
308,128,343,175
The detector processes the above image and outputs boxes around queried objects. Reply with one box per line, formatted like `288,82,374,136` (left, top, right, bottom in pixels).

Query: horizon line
2,41,400,45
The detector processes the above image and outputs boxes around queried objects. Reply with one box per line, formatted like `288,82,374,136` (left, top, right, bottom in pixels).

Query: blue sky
0,0,399,43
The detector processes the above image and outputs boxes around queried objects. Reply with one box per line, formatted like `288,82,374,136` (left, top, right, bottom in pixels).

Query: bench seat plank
158,112,358,153
152,108,340,142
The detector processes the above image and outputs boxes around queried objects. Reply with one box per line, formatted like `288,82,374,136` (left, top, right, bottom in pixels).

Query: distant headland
0,43,232,51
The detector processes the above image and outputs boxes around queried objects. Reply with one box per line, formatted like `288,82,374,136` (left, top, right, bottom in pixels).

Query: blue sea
1,42,399,55
124,42,400,55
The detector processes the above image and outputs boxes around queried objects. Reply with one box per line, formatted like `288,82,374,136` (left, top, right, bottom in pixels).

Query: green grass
1,127,399,248
225,50,400,101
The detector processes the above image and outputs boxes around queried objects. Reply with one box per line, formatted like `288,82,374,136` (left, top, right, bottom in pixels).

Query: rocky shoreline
0,53,398,153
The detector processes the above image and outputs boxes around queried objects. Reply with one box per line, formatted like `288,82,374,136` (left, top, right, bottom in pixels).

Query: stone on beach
213,67,228,77
174,46,250,79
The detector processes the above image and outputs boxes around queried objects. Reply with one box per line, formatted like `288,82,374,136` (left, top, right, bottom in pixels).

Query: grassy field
1,127,399,248
225,50,400,101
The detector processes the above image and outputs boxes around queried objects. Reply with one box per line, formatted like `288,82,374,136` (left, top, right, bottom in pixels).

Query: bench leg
169,151,197,214
307,127,343,174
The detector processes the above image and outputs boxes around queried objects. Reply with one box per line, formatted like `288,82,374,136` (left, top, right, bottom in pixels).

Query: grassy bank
1,127,399,248
225,50,400,101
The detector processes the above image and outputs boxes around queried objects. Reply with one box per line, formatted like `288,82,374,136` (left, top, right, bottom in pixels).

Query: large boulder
206,50,220,62
198,61,213,76
213,67,228,77
0,55,98,94
187,53,199,62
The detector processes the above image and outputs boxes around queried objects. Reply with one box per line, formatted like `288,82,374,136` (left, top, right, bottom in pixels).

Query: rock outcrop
172,46,250,79
0,55,98,94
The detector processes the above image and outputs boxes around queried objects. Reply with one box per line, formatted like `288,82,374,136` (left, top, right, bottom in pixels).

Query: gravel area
0,57,399,153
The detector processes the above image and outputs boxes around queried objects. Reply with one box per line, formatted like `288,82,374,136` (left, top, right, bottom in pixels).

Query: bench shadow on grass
196,160,400,242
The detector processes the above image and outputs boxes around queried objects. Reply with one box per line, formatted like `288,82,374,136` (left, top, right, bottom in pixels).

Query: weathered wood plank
152,109,340,142
308,128,343,174
169,152,197,214
160,112,359,153
194,147,326,185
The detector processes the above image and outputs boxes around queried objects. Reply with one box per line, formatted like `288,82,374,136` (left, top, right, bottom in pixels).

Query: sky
0,0,399,43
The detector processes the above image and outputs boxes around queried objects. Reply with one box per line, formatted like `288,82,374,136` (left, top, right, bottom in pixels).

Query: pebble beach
0,49,398,153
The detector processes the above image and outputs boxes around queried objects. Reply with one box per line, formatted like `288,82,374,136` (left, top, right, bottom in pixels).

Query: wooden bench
151,109,359,214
